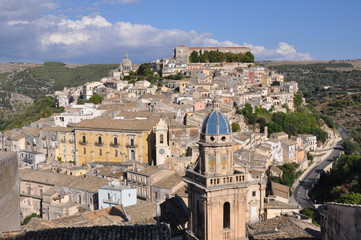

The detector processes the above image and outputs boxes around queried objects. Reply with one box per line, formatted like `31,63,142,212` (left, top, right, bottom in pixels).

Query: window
83,148,86,154
115,150,118,157
130,138,135,147
160,134,164,144
131,150,135,160
82,135,87,143
223,202,230,229
99,149,102,156
113,136,118,146
252,191,256,197
98,136,102,144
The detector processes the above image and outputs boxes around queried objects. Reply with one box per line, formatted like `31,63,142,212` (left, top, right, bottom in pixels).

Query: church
185,107,266,240
113,53,133,79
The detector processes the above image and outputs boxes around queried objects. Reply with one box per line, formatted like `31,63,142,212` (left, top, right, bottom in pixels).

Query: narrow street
290,128,345,209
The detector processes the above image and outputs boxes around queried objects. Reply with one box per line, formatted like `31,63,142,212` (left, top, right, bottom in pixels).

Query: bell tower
155,118,170,165
185,109,249,240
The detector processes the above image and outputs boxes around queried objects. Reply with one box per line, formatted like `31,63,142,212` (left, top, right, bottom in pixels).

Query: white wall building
19,151,45,169
53,104,106,127
98,181,137,209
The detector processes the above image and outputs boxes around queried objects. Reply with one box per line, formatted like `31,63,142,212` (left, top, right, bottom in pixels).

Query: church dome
201,110,231,135
121,53,132,66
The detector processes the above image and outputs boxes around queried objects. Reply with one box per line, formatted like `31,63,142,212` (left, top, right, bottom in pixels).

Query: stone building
185,109,266,240
174,46,251,64
113,53,133,79
0,152,20,233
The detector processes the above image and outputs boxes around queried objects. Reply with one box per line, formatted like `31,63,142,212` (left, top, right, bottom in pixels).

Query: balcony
110,142,120,148
79,141,87,146
95,142,104,147
61,139,66,143
184,170,247,188
103,198,119,204
126,143,137,148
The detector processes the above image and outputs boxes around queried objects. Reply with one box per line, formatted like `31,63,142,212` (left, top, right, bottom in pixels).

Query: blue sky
0,0,360,64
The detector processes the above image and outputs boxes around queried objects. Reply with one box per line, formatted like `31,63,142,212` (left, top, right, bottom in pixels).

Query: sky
0,0,360,64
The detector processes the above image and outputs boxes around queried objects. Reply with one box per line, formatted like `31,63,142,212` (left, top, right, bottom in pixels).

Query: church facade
113,53,133,79
185,109,266,240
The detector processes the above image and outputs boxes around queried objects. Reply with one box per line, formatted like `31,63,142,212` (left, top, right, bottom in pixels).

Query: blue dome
201,110,231,135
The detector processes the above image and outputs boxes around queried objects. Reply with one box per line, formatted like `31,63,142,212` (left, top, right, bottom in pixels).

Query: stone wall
322,203,361,240
0,152,20,232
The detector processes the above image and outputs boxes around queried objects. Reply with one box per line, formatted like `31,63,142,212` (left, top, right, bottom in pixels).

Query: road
292,129,346,209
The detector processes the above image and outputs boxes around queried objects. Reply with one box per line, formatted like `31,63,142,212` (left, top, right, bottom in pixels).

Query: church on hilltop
113,53,134,79
185,106,266,240
174,45,251,64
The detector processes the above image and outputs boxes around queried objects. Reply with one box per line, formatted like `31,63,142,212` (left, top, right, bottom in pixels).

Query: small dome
121,53,132,66
201,110,231,135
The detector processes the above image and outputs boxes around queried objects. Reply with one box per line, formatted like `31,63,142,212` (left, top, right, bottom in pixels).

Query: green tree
189,51,199,63
338,192,361,204
136,63,153,76
232,122,241,132
86,94,104,104
294,92,303,108
245,52,255,62
343,138,361,155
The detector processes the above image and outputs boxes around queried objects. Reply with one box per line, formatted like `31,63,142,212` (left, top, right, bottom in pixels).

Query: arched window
131,150,135,160
160,134,164,144
98,136,102,144
113,136,118,146
223,202,230,229
115,150,118,157
82,135,86,143
99,149,102,156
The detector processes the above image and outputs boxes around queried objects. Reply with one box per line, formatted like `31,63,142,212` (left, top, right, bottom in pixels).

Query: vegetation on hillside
0,62,118,99
269,163,301,187
189,51,254,63
0,96,64,131
268,62,361,101
310,155,361,204
236,103,329,144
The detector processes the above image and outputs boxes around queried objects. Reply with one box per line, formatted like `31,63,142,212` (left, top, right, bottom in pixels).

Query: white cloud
59,15,112,30
0,2,313,63
244,42,313,61
6,20,30,26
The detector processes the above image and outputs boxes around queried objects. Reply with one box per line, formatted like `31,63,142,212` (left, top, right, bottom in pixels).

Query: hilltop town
1,46,337,239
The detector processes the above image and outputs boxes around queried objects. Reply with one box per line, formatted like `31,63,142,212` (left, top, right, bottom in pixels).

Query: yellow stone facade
74,129,152,165
56,129,75,163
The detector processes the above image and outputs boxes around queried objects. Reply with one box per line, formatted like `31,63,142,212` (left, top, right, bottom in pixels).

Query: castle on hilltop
174,45,251,64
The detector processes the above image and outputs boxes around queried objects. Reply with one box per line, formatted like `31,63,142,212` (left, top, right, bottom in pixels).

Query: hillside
265,61,361,100
0,62,118,116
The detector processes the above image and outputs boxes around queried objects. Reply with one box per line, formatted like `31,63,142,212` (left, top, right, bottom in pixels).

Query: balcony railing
103,198,119,204
126,143,137,148
79,141,87,146
95,142,104,147
110,142,120,148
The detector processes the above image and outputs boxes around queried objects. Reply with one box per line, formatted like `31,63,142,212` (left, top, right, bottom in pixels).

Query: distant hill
265,61,361,100
0,62,118,116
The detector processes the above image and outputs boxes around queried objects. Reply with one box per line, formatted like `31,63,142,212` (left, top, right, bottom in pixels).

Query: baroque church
113,53,133,79
185,107,266,240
